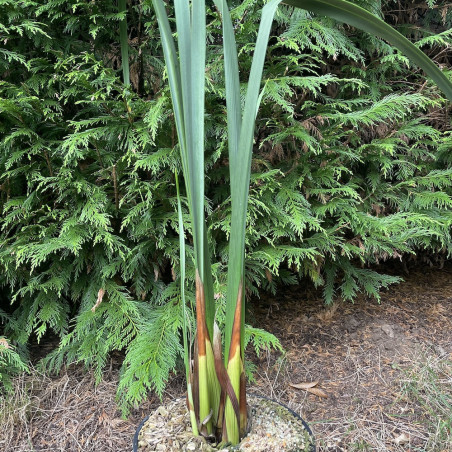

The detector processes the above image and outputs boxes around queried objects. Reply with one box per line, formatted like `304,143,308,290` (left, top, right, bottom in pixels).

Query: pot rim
133,393,316,452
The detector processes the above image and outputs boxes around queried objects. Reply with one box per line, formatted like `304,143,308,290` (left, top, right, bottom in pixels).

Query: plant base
134,394,315,451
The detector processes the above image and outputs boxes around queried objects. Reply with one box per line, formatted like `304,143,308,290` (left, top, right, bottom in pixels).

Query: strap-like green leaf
152,0,187,165
175,171,188,387
283,0,452,101
153,0,214,337
221,0,282,363
213,0,241,161
174,0,193,189
187,0,208,285
118,0,130,87
213,0,242,367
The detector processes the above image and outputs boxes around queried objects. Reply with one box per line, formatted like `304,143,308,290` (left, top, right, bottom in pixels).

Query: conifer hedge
0,0,451,411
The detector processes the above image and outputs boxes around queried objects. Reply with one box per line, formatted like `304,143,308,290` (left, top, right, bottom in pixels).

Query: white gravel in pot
137,394,314,451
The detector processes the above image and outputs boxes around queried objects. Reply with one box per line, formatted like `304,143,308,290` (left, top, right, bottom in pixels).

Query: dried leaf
91,288,105,313
212,322,240,428
0,337,11,350
200,409,213,426
289,381,319,390
290,380,328,398
394,433,409,445
265,269,272,283
305,387,328,399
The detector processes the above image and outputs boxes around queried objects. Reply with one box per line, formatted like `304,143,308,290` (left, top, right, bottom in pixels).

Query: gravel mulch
136,395,314,452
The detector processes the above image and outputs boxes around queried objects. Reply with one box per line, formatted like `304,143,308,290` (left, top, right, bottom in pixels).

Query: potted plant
134,0,452,450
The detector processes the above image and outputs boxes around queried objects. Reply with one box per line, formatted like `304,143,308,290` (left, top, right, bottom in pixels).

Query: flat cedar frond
116,301,183,415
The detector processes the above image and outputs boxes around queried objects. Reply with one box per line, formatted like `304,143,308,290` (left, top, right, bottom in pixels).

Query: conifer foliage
0,0,451,412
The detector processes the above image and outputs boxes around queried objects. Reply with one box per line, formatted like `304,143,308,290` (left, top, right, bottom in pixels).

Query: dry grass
0,371,38,450
0,366,142,452
312,348,452,451
398,348,452,451
251,345,452,451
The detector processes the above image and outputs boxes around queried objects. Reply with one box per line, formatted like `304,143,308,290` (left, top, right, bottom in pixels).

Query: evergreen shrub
0,0,450,412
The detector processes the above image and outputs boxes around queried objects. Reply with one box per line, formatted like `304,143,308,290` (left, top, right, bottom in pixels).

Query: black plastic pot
133,394,315,451
133,414,150,452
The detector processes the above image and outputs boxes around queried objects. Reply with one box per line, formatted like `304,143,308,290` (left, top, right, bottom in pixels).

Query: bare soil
2,262,451,452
